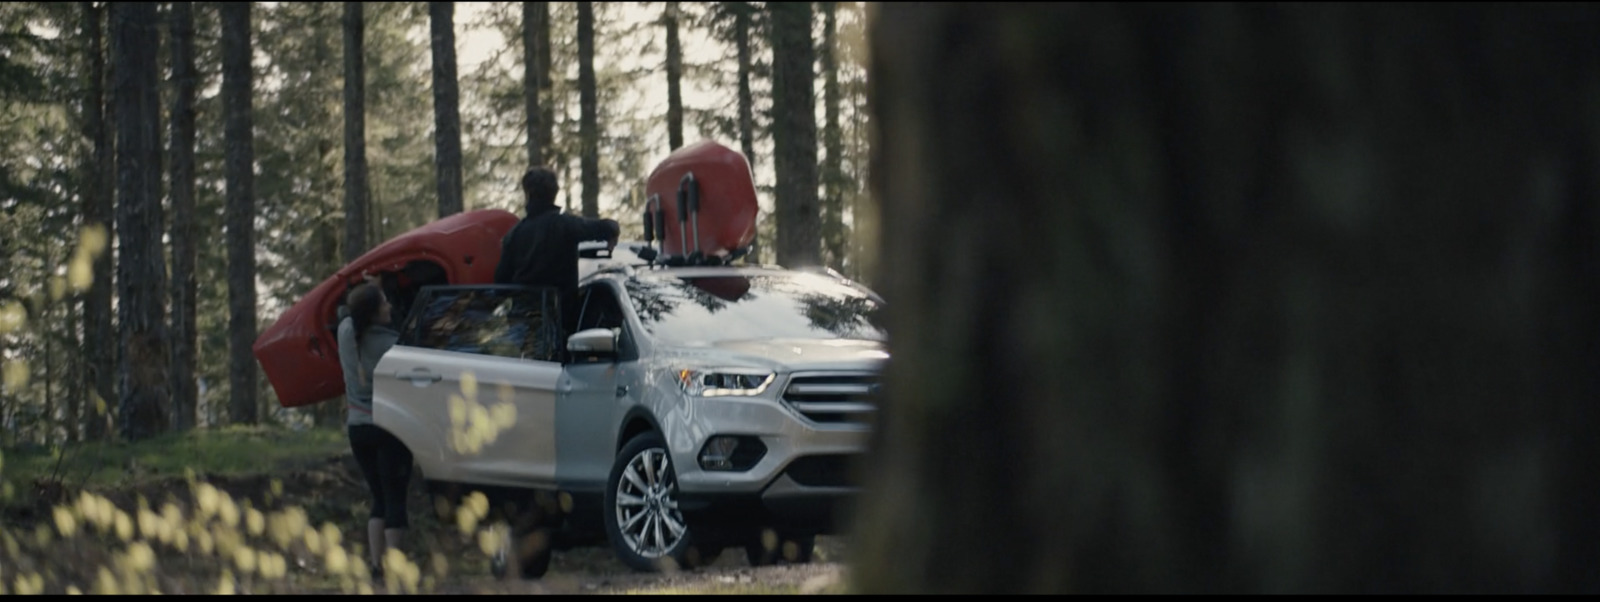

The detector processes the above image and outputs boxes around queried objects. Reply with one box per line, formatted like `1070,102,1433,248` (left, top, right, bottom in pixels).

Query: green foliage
1,425,345,490
459,2,663,226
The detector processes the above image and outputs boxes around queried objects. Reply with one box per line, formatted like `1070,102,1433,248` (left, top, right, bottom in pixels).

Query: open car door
253,209,520,409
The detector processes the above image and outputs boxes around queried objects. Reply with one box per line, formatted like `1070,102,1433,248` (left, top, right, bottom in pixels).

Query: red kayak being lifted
255,139,761,408
253,209,519,408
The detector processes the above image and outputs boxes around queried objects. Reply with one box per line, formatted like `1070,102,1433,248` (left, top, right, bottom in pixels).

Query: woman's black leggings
348,424,413,529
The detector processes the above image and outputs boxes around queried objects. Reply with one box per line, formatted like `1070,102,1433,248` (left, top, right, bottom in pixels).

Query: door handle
398,369,443,385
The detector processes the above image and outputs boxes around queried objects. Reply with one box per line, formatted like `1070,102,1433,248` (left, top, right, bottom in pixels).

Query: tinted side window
575,282,636,361
577,283,625,332
400,287,562,361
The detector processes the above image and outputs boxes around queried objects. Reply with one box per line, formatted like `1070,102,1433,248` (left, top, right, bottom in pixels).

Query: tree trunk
819,1,844,270
343,1,369,263
734,3,754,168
110,1,169,442
578,1,598,218
168,0,198,433
664,2,683,151
430,1,464,218
81,1,115,441
522,1,544,166
537,1,553,166
65,295,80,442
768,2,819,268
221,2,257,427
852,3,1600,594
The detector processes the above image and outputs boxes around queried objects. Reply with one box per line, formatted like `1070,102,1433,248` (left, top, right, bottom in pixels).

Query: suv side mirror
568,328,618,357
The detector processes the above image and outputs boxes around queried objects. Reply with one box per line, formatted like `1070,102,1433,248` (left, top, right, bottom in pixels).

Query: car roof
579,242,884,302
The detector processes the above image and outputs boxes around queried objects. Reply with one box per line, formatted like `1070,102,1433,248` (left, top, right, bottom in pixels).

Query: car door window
402,286,563,361
574,283,635,360
577,284,625,332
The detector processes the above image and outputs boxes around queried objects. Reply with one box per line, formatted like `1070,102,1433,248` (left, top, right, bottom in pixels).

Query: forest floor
0,426,851,595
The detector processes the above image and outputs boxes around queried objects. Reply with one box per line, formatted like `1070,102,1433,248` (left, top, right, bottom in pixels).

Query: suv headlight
677,368,775,397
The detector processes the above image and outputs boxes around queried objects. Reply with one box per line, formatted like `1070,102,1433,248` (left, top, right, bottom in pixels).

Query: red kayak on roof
643,140,759,262
253,208,519,408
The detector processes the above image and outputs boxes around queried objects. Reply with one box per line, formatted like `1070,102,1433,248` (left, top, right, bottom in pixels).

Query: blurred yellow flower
53,506,78,537
3,360,29,393
216,569,236,595
246,508,265,537
196,484,220,520
68,251,93,292
138,507,160,541
478,528,498,556
79,224,108,258
320,522,343,548
0,302,25,334
219,496,240,528
127,541,156,573
326,545,350,575
114,511,134,541
94,567,118,595
466,491,489,519
234,547,257,574
431,552,449,579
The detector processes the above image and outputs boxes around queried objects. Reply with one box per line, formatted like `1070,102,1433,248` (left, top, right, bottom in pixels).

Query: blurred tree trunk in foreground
852,3,1600,594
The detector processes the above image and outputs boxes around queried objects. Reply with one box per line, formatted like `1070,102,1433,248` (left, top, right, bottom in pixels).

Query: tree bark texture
221,2,258,426
769,2,819,268
851,3,1600,595
110,1,170,441
430,1,464,218
343,1,370,263
820,1,844,270
577,1,598,218
522,1,544,167
536,1,553,166
665,2,683,151
734,3,754,169
168,1,199,432
81,0,115,441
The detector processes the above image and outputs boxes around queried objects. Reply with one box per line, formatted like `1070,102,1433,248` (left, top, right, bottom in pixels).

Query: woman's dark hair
346,282,386,344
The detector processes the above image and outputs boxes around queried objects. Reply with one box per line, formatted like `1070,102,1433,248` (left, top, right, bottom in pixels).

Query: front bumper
677,453,863,535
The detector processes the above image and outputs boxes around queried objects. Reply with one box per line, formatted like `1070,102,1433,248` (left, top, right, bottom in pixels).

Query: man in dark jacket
495,166,619,340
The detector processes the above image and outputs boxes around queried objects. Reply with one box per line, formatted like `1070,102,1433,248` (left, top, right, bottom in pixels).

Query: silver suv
370,243,887,577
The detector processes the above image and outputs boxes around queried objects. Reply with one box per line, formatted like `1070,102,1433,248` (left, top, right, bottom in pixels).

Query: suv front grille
781,372,879,426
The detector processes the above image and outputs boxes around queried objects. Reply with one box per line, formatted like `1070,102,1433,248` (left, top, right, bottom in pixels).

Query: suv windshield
621,271,887,345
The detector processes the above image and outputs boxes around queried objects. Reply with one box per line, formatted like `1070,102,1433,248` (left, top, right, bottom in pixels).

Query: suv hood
659,338,888,372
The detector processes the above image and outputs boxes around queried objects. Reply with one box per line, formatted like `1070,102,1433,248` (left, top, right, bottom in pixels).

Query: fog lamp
699,436,740,471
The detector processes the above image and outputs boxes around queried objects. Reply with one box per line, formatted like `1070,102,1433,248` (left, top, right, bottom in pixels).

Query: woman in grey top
337,280,408,579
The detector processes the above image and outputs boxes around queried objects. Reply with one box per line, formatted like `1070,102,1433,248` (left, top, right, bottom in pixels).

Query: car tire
744,529,816,566
604,432,708,572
